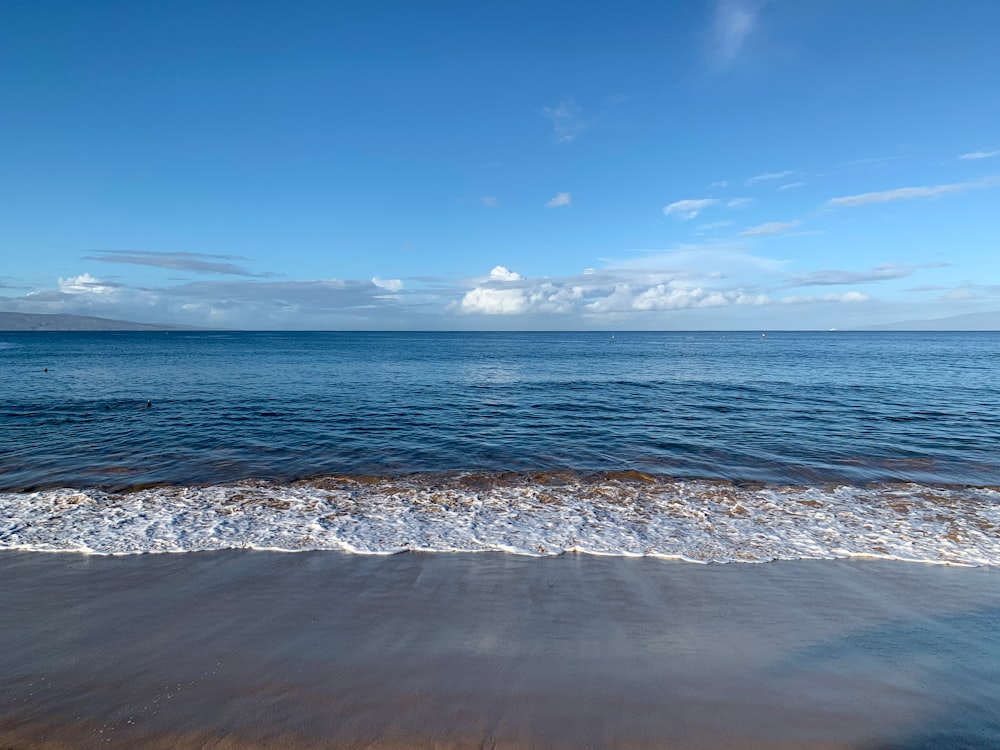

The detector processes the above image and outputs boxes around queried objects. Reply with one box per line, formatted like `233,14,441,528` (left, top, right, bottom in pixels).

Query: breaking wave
2,472,998,565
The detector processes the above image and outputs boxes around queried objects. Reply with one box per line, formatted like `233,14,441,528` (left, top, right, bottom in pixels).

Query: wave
1,472,997,565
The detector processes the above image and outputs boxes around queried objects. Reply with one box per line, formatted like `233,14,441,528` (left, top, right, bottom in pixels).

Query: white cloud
546,192,572,208
585,284,635,313
709,180,730,189
58,273,119,295
746,170,793,185
827,177,999,207
663,198,720,220
959,149,999,160
459,287,527,315
831,291,869,302
776,182,805,191
734,292,770,305
739,220,801,237
459,266,585,315
712,0,761,68
489,265,523,281
726,197,752,209
372,277,404,292
542,98,586,143
633,286,728,310
481,196,499,208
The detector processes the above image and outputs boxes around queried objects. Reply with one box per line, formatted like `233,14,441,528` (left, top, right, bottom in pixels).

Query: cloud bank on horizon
1,1,998,329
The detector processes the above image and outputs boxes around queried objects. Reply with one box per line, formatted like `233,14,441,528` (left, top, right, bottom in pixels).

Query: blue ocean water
1,331,998,561
2,330,998,489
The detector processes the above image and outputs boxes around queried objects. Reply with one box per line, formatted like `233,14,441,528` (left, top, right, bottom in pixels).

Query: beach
2,551,998,749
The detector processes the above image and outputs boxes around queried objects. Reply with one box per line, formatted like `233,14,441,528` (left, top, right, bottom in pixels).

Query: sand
1,551,998,749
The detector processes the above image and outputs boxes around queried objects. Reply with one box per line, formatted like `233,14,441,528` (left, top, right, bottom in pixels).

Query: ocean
2,330,998,563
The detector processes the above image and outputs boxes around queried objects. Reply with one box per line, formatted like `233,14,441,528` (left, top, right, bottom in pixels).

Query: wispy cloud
959,149,999,161
711,0,763,69
790,264,920,286
481,196,499,208
827,177,999,207
542,98,586,143
739,220,801,237
906,282,1000,299
780,292,870,304
83,249,270,277
726,197,752,209
663,198,719,220
696,220,735,232
546,192,572,208
746,170,793,185
776,181,805,191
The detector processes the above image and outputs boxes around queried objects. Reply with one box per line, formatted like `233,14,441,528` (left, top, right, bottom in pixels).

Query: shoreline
2,551,999,749
4,478,998,565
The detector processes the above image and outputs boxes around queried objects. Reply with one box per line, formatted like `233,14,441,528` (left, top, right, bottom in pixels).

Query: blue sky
1,0,998,329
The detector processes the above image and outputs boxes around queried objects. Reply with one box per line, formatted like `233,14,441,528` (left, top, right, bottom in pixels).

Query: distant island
0,311,205,332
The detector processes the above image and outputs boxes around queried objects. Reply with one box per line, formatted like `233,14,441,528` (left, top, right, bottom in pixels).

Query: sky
1,0,999,330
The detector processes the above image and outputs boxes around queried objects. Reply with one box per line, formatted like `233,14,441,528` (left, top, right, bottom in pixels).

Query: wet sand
0,551,998,749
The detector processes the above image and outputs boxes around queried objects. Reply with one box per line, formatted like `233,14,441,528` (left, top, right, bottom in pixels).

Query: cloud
454,243,794,319
826,176,999,207
709,180,730,189
726,197,752,209
790,264,917,286
776,182,805,191
2,246,928,330
959,149,999,160
372,277,404,292
3,272,432,330
781,292,870,304
739,220,801,237
746,170,793,185
696,220,735,232
632,286,728,311
542,98,586,143
944,288,976,300
58,273,121,295
459,265,573,315
546,192,572,208
663,198,720,220
83,249,269,277
481,196,499,208
489,265,523,281
459,287,528,315
712,0,762,69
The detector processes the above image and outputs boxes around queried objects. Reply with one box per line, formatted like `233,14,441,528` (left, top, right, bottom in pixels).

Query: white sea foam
1,475,998,564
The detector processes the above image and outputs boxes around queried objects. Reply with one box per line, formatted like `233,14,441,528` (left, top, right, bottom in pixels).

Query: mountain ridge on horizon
0,311,208,332
2,309,999,332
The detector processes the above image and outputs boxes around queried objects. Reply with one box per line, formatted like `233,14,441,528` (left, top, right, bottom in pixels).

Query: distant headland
0,312,207,332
